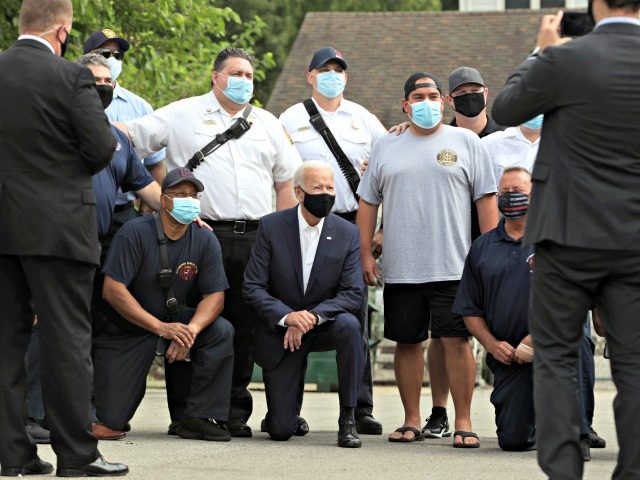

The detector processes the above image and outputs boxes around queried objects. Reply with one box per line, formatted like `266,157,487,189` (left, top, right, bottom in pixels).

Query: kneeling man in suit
244,161,366,448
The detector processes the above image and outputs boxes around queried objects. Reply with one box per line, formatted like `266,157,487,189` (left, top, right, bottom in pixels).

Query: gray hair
293,161,333,189
76,53,110,69
502,166,531,178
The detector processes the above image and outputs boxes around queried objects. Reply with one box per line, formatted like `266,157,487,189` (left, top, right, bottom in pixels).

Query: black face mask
452,92,485,118
300,189,335,218
58,28,69,58
95,84,114,109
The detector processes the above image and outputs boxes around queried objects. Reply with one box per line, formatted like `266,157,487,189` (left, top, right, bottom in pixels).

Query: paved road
34,382,618,479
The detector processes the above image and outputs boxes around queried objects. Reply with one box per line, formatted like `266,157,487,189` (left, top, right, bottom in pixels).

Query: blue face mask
523,114,544,130
410,100,442,129
168,197,201,225
106,56,122,82
223,76,253,105
316,70,346,99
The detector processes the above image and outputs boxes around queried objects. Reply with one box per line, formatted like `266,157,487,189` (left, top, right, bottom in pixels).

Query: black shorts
383,281,469,343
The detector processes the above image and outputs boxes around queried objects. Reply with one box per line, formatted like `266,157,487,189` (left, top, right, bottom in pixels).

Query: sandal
453,430,480,448
388,426,425,443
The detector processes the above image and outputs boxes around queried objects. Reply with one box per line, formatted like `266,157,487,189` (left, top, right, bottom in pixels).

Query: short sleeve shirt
125,92,302,220
358,124,497,283
279,98,387,213
92,126,154,237
103,215,229,331
481,126,539,182
452,218,532,353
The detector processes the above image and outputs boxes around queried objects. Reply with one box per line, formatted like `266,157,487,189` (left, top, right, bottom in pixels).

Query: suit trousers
92,318,234,430
489,361,536,451
0,254,99,469
532,242,640,480
263,313,365,441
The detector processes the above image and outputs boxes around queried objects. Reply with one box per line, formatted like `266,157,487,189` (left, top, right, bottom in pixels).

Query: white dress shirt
278,206,326,327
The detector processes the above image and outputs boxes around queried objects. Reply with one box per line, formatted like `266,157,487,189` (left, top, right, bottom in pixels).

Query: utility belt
334,210,358,223
114,201,135,213
202,219,259,234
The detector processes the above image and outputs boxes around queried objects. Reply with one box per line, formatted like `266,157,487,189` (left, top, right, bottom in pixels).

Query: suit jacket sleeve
243,218,294,329
310,226,364,321
492,48,562,127
69,67,116,174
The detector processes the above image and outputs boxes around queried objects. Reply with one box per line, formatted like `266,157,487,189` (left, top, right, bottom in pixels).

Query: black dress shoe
338,423,362,448
224,420,252,438
167,421,179,436
26,419,51,444
1,457,53,476
580,437,591,462
260,416,309,436
176,418,230,442
588,428,606,449
355,415,382,435
56,455,128,477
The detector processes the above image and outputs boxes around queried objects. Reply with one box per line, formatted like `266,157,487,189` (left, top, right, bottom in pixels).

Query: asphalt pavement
29,381,620,479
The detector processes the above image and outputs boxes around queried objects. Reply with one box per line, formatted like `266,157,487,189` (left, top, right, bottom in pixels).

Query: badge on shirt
115,142,121,152
351,119,361,130
203,119,217,126
176,262,199,282
297,126,310,132
437,149,458,166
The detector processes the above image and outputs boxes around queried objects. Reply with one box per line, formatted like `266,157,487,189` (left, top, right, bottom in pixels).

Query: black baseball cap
308,47,348,71
448,66,485,94
83,29,130,54
162,168,204,192
404,72,442,99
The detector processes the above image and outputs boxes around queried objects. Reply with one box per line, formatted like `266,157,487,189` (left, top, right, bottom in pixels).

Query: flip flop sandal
453,430,480,448
388,426,425,443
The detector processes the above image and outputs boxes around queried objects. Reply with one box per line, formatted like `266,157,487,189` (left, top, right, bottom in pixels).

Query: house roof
266,9,550,127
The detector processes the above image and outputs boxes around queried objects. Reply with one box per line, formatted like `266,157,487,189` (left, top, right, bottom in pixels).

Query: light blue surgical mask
106,56,122,82
410,100,442,130
523,114,544,130
223,76,253,105
316,70,346,98
168,197,201,225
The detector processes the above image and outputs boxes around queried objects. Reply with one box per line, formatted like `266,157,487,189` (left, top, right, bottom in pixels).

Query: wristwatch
310,311,320,325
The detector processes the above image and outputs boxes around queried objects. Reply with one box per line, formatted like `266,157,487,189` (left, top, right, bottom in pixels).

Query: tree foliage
1,0,274,108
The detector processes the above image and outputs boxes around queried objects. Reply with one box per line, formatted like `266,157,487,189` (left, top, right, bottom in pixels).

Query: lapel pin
326,236,332,240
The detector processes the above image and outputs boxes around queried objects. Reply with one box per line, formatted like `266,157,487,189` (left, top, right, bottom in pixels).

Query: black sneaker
422,414,452,438
176,418,231,442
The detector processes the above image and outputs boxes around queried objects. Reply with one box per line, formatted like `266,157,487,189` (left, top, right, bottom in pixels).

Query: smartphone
560,12,595,37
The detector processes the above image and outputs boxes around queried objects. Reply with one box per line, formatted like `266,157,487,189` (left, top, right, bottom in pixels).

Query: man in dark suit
244,161,366,448
0,0,127,476
492,1,640,478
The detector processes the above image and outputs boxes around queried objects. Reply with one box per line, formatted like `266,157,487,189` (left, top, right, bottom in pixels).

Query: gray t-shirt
358,124,496,284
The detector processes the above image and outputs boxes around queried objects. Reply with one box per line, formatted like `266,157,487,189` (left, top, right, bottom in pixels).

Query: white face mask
106,56,122,82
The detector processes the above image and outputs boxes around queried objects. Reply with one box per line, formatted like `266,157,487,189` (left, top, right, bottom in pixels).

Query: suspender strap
186,104,253,171
153,213,179,322
303,98,360,201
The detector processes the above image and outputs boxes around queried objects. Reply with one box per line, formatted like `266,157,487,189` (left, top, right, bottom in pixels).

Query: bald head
19,0,72,35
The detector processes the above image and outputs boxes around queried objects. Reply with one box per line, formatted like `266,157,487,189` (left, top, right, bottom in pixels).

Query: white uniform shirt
481,126,540,182
126,92,302,220
279,98,386,213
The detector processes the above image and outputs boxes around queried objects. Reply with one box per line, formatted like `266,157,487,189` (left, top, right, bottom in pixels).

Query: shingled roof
267,9,551,127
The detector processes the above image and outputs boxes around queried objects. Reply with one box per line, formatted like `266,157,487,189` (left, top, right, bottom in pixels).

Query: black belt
114,201,135,213
203,219,259,234
335,210,357,223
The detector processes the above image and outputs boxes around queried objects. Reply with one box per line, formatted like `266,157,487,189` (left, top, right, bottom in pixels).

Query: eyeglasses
96,48,125,61
163,192,201,200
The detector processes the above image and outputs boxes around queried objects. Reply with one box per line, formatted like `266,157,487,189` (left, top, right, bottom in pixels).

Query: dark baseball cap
448,66,484,94
162,168,204,192
404,72,442,99
83,29,130,54
308,47,348,71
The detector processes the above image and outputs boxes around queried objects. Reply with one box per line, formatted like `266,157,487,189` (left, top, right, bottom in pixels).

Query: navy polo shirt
92,126,154,237
452,218,533,352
